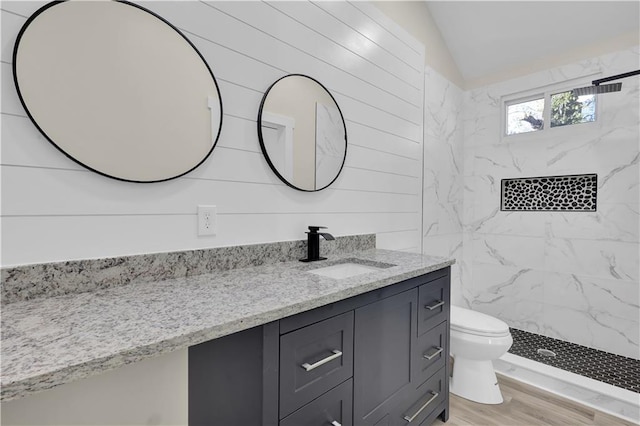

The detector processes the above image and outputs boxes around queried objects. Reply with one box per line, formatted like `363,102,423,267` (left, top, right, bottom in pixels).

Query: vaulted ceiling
426,1,640,84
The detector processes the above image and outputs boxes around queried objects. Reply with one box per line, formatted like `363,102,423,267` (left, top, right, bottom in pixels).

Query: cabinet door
353,289,417,425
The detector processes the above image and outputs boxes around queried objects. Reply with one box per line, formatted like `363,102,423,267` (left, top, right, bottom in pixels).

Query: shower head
570,70,639,97
571,82,622,96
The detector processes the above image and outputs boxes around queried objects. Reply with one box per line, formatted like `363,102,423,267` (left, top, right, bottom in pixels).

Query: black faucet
300,226,335,262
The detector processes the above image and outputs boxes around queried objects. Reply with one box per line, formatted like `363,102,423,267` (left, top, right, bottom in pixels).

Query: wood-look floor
432,374,638,426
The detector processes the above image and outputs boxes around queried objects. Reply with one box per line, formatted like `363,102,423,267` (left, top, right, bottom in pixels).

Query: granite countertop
1,249,454,401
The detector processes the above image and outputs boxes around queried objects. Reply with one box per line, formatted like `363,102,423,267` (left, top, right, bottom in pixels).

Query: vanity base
189,267,451,426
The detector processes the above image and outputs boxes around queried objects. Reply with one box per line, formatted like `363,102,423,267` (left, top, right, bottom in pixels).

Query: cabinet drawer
395,369,445,425
280,379,353,426
280,311,354,418
417,276,449,336
413,321,447,388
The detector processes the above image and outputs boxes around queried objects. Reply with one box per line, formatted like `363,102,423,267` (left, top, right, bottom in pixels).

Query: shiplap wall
1,2,425,423
1,1,425,268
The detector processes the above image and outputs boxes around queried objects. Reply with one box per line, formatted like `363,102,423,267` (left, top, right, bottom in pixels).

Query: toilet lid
450,305,510,337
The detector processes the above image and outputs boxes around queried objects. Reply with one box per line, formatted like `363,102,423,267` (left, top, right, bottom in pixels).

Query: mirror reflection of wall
315,102,346,189
258,75,347,192
13,1,223,183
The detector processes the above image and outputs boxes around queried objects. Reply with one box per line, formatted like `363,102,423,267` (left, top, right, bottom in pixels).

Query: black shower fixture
571,70,640,96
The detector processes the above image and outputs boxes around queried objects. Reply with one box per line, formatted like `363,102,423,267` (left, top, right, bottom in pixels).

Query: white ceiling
426,1,640,82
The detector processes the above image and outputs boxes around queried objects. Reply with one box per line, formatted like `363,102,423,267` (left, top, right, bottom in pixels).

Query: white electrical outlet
197,205,217,236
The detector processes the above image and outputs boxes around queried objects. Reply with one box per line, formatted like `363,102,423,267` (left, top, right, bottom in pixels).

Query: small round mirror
258,74,347,191
13,1,223,183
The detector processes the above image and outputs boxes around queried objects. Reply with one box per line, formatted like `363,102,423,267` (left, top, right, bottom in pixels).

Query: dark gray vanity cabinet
189,267,450,426
354,288,417,425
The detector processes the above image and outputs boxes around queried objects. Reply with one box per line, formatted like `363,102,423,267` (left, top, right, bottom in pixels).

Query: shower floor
508,328,640,393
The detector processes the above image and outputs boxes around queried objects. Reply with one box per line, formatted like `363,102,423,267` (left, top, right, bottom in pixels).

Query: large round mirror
258,74,347,192
13,0,223,183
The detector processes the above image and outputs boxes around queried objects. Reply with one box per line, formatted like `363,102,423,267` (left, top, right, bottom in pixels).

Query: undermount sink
307,259,394,279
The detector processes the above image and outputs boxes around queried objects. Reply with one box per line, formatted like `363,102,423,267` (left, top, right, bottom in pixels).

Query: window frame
501,74,601,140
504,93,546,136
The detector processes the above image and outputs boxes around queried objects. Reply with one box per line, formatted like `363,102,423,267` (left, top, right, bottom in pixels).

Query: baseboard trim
495,353,639,424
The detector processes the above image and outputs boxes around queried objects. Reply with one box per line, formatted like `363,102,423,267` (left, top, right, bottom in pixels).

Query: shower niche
501,174,597,212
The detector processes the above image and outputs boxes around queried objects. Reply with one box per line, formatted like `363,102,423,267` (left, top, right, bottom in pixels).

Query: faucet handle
307,226,327,233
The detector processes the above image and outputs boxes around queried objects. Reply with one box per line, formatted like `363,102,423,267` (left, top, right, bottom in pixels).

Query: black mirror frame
12,0,224,183
257,74,347,192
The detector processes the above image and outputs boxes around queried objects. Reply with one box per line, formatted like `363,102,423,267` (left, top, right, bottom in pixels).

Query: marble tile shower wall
422,67,465,304
461,47,640,359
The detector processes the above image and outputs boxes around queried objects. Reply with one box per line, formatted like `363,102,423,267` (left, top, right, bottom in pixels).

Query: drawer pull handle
423,346,443,360
403,391,439,423
424,300,444,310
301,350,342,371
330,422,342,426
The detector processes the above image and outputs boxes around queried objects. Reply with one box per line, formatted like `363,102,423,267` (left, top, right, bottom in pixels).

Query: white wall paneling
1,211,419,267
312,1,423,73
267,2,423,89
1,1,425,268
2,2,425,421
1,9,25,64
205,1,422,106
0,1,424,424
336,94,422,141
348,1,425,55
377,229,421,251
148,1,423,120
345,144,420,178
0,2,49,18
336,167,420,196
2,166,419,217
346,120,422,158
1,62,22,116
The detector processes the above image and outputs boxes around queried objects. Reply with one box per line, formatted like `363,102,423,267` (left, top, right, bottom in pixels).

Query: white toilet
449,305,513,404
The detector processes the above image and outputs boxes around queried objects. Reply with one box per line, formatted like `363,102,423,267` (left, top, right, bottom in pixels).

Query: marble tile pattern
0,248,454,401
462,47,640,359
1,234,375,305
315,101,346,189
422,66,465,306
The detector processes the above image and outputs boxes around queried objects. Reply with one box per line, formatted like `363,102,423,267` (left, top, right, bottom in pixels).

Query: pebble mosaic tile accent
509,328,640,393
0,234,375,305
501,174,597,211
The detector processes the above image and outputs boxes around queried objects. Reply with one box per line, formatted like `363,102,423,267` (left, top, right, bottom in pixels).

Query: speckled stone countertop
1,249,453,401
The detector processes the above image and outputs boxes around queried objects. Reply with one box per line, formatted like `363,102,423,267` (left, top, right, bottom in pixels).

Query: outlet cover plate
197,205,217,236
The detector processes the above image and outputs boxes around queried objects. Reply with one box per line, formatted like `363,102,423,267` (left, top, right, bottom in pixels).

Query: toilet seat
450,305,510,337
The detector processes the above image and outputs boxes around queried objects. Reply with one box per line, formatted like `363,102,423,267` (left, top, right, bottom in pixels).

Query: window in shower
550,91,596,128
503,76,598,137
506,97,545,135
